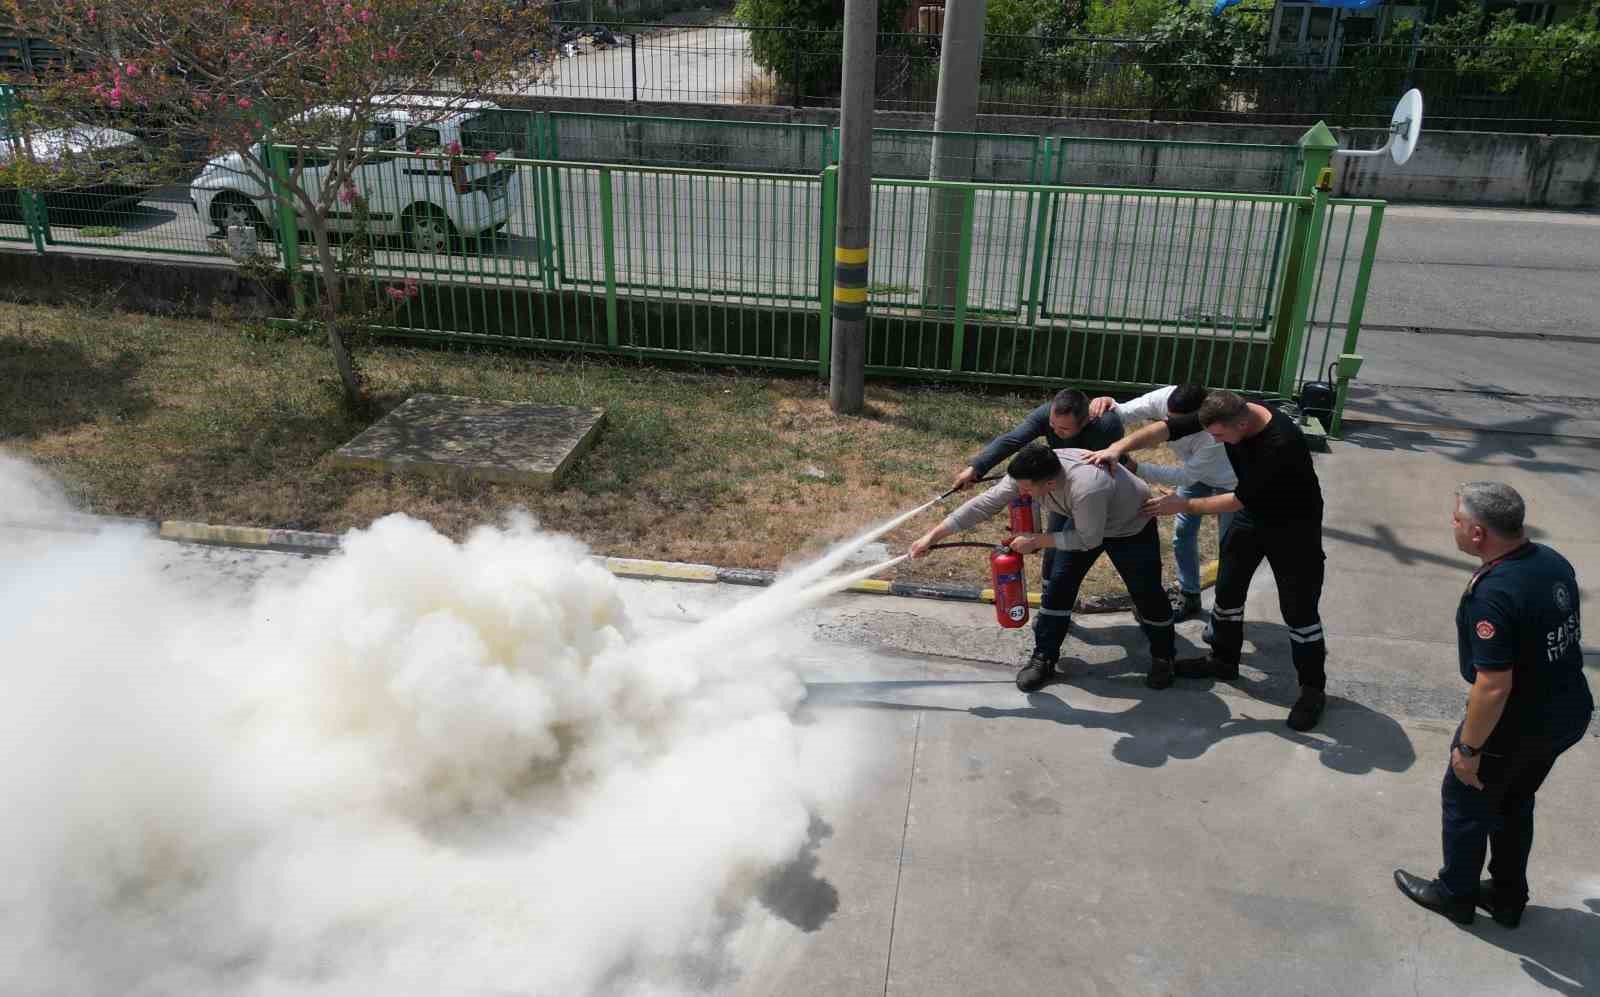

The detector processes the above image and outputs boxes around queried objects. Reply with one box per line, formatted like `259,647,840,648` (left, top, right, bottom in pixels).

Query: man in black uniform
1087,390,1328,731
1394,482,1593,926
947,388,1125,581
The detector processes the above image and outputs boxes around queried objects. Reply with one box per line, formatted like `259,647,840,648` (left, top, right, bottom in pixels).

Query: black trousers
1208,511,1327,689
1033,518,1175,662
1438,721,1589,902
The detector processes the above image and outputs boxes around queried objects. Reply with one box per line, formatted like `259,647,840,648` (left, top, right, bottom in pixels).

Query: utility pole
829,0,877,415
923,0,987,312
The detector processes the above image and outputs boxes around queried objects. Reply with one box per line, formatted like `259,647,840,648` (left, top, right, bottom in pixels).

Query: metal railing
247,148,1367,402
3,106,1378,422
536,23,1600,134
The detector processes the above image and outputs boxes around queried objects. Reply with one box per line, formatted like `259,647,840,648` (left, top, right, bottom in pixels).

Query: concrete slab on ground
330,393,605,486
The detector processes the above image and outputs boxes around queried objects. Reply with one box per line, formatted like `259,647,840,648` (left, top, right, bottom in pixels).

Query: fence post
1329,202,1383,437
630,34,639,102
817,165,839,380
264,143,305,314
1270,121,1337,399
948,188,975,373
598,167,619,349
19,190,48,253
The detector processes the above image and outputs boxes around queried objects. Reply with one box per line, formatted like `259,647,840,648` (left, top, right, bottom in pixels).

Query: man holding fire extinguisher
911,443,1178,693
947,389,1126,583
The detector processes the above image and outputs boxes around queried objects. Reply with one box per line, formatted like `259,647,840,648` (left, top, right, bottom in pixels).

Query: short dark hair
1456,482,1525,536
1050,389,1089,422
1167,384,1208,416
1198,390,1249,426
1007,443,1063,483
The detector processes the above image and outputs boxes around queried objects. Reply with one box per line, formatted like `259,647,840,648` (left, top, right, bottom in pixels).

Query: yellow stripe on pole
835,246,869,264
833,286,868,303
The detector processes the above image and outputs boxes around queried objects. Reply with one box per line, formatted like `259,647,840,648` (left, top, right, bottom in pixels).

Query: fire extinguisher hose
924,541,1003,552
935,474,1003,502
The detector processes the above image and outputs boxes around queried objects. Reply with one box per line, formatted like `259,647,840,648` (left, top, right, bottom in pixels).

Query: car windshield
459,110,524,157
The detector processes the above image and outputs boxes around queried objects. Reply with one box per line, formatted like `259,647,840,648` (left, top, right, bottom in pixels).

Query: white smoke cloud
0,458,873,996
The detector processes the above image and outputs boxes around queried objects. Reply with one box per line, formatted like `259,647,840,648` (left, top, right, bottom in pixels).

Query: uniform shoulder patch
1475,620,1497,640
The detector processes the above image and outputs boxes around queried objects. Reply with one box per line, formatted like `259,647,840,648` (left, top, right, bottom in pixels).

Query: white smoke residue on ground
0,455,890,996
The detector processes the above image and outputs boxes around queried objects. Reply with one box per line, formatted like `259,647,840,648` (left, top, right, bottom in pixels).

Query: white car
189,97,522,254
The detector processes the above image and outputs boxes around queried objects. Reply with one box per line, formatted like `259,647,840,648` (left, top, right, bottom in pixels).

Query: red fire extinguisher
1008,495,1035,535
991,544,1029,629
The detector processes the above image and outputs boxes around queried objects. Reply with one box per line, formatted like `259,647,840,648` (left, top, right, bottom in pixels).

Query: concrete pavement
20,414,1592,995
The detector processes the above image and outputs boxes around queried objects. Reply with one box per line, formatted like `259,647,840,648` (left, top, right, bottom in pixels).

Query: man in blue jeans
1394,482,1593,927
1091,385,1237,620
913,443,1177,692
947,388,1125,584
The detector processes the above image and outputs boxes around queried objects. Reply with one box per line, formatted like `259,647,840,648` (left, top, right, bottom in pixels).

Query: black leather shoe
1016,651,1057,692
1477,879,1526,928
1173,654,1239,680
1287,686,1326,731
1394,869,1474,925
1145,657,1175,690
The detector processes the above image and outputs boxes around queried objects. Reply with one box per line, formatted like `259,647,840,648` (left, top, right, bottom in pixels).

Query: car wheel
403,205,458,255
209,193,267,235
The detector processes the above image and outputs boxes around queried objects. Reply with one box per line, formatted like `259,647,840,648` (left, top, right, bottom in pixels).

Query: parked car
189,98,522,254
0,98,163,216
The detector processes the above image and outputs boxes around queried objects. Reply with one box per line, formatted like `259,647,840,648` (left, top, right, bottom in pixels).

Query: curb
8,517,1217,615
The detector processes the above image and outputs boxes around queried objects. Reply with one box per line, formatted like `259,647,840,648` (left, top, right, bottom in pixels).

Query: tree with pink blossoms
4,0,549,406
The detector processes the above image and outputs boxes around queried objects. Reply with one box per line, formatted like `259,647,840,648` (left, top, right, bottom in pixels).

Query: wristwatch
1457,742,1483,758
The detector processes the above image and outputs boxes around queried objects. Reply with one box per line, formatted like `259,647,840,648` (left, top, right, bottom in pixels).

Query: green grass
0,301,1218,594
76,226,124,238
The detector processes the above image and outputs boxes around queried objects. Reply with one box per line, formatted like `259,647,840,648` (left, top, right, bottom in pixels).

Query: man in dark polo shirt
1394,482,1593,926
1085,390,1328,730
947,389,1125,581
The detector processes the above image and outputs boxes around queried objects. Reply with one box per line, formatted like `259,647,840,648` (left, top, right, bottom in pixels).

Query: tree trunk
310,222,363,407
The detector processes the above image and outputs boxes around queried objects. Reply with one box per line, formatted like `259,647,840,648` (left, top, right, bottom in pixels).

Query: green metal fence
4,104,1377,422
1049,137,1302,195
261,146,1369,406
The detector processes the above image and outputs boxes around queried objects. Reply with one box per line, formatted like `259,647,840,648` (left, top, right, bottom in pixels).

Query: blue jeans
1175,482,1235,595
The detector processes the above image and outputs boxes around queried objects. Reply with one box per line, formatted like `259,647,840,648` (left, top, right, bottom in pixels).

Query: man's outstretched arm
1083,419,1171,467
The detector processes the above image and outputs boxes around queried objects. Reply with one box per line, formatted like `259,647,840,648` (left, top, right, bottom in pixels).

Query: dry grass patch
0,302,1221,596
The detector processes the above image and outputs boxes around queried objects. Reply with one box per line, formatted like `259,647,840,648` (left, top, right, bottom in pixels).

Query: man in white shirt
1089,385,1237,621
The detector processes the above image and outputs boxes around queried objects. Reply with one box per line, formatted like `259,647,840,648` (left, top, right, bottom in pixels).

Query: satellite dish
1334,89,1424,165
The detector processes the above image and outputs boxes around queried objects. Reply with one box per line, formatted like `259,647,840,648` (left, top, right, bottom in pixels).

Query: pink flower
358,8,371,22
334,26,350,43
124,62,140,77
403,278,419,298
472,48,484,62
446,140,461,156
385,44,399,60
237,96,253,109
87,7,96,23
338,183,355,204
342,3,353,15
480,150,497,162
385,286,408,302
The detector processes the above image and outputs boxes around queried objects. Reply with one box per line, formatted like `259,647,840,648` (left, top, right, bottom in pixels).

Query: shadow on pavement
1468,897,1600,995
1340,418,1600,477
806,673,1416,775
756,815,839,934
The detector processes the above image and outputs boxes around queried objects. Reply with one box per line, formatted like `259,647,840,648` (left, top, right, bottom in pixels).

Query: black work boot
1173,654,1240,681
1145,656,1175,690
1394,869,1474,925
1287,686,1326,732
1016,651,1057,692
1170,590,1203,622
1477,879,1526,928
